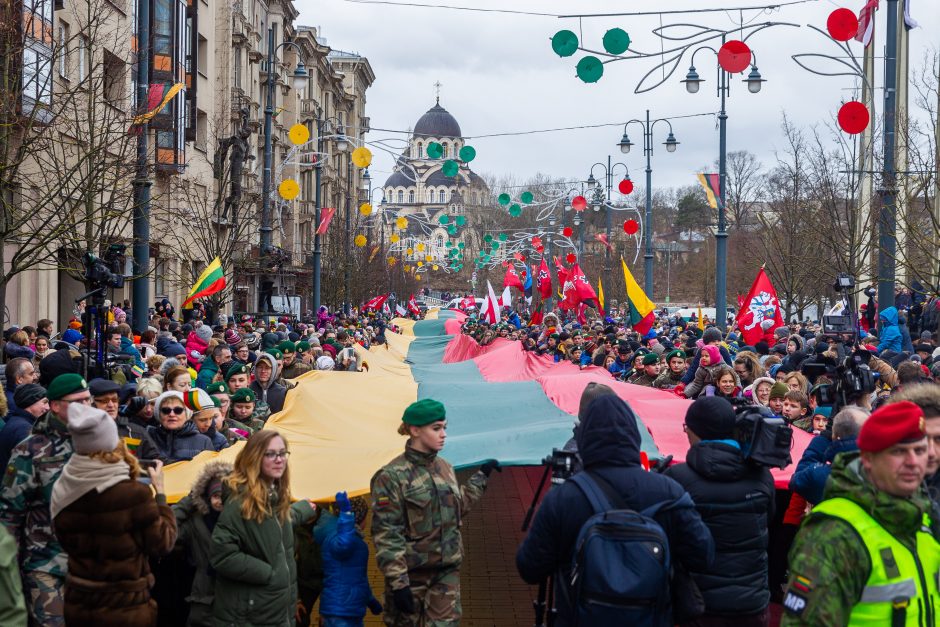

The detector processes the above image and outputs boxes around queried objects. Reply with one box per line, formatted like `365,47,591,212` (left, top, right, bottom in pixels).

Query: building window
57,21,68,78
77,35,87,82
397,190,403,204
417,142,423,158
436,235,444,249
439,190,446,203
442,142,449,158
154,258,167,297
234,47,242,88
196,109,207,151
408,190,415,204
103,50,125,105
427,189,433,203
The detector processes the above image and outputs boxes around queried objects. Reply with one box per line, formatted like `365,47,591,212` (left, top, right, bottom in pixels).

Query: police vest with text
809,497,940,626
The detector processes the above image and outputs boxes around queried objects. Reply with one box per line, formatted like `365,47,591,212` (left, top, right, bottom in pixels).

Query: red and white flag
554,257,569,288
503,265,525,291
363,293,388,311
459,295,475,310
735,267,784,346
480,281,499,323
316,207,338,235
855,0,879,47
407,294,421,316
536,258,552,299
395,304,407,316
497,286,512,309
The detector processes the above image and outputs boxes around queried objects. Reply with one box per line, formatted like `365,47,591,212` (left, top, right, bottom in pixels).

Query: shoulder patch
783,590,808,617
375,495,391,509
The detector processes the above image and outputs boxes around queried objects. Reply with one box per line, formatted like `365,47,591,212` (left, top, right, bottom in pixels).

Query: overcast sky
300,0,940,194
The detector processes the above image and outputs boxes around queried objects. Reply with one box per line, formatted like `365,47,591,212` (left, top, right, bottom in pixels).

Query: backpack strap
640,491,694,518
570,472,614,515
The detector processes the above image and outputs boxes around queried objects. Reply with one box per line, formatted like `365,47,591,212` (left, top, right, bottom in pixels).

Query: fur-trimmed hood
188,459,233,515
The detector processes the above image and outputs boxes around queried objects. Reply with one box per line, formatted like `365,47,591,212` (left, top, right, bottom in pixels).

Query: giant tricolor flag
735,266,784,346
182,257,226,308
621,257,655,334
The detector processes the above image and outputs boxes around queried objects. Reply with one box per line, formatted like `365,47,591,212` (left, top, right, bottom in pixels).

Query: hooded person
664,397,775,622
249,352,287,416
136,391,214,464
50,403,177,627
876,306,903,354
171,460,233,627
516,395,714,626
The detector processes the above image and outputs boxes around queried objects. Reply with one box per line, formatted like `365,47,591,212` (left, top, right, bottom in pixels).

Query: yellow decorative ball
354,235,367,248
359,203,372,216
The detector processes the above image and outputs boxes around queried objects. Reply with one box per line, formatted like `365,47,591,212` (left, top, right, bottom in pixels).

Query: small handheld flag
182,258,226,309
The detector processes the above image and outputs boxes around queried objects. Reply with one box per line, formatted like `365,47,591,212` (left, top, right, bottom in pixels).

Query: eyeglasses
160,406,185,415
263,450,290,460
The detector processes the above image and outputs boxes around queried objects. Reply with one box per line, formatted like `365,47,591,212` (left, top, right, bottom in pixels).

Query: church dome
413,102,462,138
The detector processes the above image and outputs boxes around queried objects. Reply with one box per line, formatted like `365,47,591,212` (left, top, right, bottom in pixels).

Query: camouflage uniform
370,444,487,626
280,359,312,380
782,452,934,626
653,368,686,389
630,372,658,388
0,411,73,627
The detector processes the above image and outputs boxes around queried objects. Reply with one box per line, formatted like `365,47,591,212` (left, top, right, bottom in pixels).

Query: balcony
232,18,248,45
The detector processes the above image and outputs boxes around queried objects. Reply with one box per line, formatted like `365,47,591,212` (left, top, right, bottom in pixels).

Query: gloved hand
393,587,415,614
480,459,502,477
335,491,351,514
368,597,383,615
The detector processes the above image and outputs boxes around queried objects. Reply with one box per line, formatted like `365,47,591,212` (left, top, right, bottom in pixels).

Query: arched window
442,142,449,158
408,190,415,203
436,235,444,249
439,190,446,203
472,192,478,205
397,190,404,203
427,188,434,203
417,142,423,158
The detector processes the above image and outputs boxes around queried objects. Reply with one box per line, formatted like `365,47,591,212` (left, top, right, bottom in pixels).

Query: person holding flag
182,258,226,313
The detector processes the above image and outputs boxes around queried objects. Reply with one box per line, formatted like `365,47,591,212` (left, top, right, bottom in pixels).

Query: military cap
277,340,296,354
296,341,310,352
88,378,120,397
225,363,251,381
205,381,229,396
47,373,88,400
402,399,446,426
264,348,283,360
858,401,926,453
665,349,686,362
642,353,660,366
230,388,256,404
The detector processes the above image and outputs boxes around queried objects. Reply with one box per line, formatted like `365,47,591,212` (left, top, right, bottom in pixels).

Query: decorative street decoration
837,100,870,135
618,179,634,194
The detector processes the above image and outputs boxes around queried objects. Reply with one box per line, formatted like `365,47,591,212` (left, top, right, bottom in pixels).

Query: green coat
0,525,26,626
209,489,315,627
782,451,934,626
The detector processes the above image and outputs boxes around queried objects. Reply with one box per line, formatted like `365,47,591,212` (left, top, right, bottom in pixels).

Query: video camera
542,448,579,485
734,405,793,469
83,244,126,291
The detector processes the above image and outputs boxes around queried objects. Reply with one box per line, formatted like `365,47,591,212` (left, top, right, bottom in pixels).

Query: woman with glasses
137,391,213,464
210,430,317,626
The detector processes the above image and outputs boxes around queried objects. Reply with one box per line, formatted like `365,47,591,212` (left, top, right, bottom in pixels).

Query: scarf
51,455,131,520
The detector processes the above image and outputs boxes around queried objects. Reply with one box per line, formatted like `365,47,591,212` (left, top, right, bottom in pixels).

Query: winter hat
13,384,46,410
685,396,736,440
62,329,83,345
183,388,217,412
702,327,722,344
67,402,119,455
770,382,789,400
207,478,224,498
921,331,934,341
774,327,789,340
701,345,721,365
195,325,213,342
224,329,241,346
316,356,335,370
153,390,188,419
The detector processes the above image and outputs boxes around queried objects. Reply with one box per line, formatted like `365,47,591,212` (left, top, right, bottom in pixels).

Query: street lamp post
682,36,766,329
666,241,676,304
261,27,307,309
587,156,629,290
131,0,151,333
617,109,679,300
312,115,345,315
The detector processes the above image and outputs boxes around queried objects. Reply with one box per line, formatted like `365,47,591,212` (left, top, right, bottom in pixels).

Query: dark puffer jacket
314,511,381,618
139,420,214,464
665,441,775,615
515,395,714,627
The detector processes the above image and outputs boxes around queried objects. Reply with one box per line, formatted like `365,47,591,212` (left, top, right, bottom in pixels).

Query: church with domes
382,98,489,263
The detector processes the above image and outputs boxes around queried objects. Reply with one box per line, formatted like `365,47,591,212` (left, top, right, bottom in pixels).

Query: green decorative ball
520,191,534,204
509,204,522,217
576,56,604,83
458,145,476,162
439,214,449,224
442,160,459,177
602,28,631,55
498,193,511,206
427,142,443,159
551,30,579,57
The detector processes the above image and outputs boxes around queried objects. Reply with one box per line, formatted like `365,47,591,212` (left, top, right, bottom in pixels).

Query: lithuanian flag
182,257,226,308
621,257,655,334
130,82,185,127
696,173,722,209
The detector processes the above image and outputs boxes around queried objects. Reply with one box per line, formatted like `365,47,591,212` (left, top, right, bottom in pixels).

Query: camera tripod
76,286,110,381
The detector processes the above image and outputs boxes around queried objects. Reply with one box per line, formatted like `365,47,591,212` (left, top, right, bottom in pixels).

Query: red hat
857,400,927,452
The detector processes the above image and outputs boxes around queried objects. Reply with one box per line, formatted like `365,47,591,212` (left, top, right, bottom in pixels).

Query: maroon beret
858,400,926,453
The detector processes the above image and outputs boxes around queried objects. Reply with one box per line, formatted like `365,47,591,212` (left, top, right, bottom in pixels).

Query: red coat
53,479,177,627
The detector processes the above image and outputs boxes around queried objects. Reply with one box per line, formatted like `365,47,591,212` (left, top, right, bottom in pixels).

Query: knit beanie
702,327,722,344
224,329,241,346
701,345,721,365
13,384,46,410
67,403,119,455
770,382,789,400
153,390,188,419
685,396,737,440
195,325,213,342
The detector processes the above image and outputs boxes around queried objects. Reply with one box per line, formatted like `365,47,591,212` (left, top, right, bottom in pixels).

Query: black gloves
368,597,383,615
480,459,502,477
393,587,415,614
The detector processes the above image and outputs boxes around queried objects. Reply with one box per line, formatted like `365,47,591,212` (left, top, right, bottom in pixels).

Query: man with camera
516,394,713,626
664,397,775,626
782,401,938,625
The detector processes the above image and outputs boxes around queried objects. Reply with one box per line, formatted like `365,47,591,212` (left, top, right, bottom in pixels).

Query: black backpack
570,472,690,627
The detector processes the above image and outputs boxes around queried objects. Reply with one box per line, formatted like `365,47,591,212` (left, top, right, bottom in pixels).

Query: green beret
402,399,446,427
665,349,686,362
277,340,296,354
225,363,251,381
642,353,660,366
231,388,256,404
46,373,88,401
205,381,229,396
296,341,310,352
770,382,789,400
549,333,560,340
264,348,283,360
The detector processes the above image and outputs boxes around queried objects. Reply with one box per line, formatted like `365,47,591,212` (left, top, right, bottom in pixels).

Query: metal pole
312,117,322,315
715,53,729,330
344,156,351,315
878,0,899,311
643,109,654,299
605,156,612,289
260,28,275,272
666,243,672,303
131,0,151,333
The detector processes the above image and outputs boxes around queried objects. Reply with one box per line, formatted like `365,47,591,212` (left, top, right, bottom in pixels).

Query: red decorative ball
563,226,573,237
717,40,751,73
566,253,577,264
624,219,639,235
536,245,544,253
618,179,634,194
531,236,542,245
827,8,858,42
571,196,587,212
501,260,509,267
838,101,869,134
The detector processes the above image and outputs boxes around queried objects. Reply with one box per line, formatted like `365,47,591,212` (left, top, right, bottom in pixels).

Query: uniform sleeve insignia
783,590,808,616
375,496,390,509
791,575,813,593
